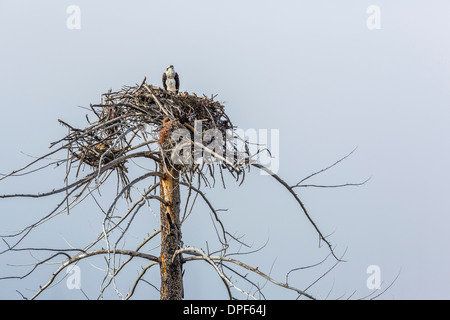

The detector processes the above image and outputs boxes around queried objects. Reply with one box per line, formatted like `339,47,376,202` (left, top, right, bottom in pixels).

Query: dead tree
159,164,182,300
0,78,368,300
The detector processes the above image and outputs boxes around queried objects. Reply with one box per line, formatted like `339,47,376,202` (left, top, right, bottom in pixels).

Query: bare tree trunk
159,165,183,300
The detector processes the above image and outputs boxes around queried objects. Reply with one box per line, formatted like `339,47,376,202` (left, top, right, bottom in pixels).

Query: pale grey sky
1,0,450,299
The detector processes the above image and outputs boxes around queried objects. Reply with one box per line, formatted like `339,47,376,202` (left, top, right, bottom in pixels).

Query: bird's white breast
165,78,176,91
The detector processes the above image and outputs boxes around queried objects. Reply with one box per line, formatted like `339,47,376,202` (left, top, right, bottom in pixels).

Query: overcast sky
1,0,450,299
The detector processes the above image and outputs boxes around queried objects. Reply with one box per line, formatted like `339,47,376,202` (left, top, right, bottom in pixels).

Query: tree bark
159,165,183,300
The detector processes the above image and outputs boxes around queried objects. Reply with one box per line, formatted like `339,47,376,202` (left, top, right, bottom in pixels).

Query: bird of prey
162,65,180,93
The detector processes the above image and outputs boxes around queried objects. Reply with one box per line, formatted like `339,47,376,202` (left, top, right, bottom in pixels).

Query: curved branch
179,181,228,247
30,249,159,300
296,147,358,185
175,247,256,299
125,261,160,300
251,163,340,261
178,247,316,300
294,177,370,189
0,151,159,199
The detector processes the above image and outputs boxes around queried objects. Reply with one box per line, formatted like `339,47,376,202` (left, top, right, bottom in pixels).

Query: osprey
162,65,180,93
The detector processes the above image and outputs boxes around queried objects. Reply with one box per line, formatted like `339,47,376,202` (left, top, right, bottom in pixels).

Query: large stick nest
57,78,252,192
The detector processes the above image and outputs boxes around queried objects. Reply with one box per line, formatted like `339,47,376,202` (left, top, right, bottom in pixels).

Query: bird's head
166,65,174,71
